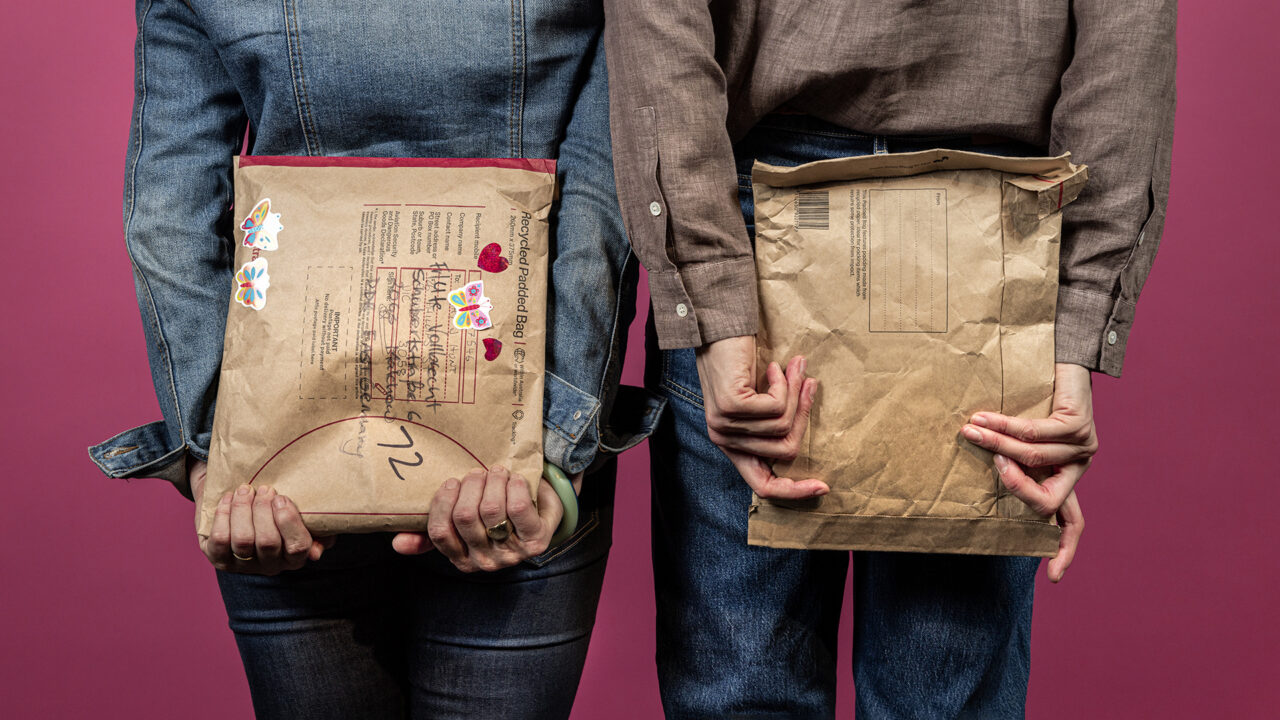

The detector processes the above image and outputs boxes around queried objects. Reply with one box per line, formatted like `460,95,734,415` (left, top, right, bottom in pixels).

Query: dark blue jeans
647,116,1044,719
215,463,615,720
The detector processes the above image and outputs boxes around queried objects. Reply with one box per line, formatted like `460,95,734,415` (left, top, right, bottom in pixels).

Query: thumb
761,360,786,399
536,478,565,532
390,532,434,556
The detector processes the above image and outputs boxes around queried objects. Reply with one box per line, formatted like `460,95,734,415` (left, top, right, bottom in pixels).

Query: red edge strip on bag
239,155,556,174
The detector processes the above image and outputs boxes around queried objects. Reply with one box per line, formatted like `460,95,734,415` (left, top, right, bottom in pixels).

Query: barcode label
795,190,830,230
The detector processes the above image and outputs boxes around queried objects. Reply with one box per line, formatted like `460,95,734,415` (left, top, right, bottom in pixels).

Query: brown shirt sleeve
602,0,758,349
1050,0,1177,377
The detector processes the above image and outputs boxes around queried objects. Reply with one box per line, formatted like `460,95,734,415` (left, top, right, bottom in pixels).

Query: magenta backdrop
2,3,1276,718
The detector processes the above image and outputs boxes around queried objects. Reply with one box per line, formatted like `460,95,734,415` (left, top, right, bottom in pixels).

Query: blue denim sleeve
88,0,248,499
542,30,664,474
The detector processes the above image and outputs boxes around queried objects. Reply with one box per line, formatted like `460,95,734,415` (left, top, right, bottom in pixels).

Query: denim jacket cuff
88,420,194,500
542,372,665,474
599,385,666,455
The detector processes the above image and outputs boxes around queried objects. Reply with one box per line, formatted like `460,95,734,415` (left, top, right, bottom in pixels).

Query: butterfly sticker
234,257,271,310
240,198,283,251
448,281,493,330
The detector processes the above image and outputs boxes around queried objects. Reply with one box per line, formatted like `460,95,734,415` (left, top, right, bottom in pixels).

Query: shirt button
649,201,662,217
572,410,582,420
1107,330,1118,345
676,303,688,318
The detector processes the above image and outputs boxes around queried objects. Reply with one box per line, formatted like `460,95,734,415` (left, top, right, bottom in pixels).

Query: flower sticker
234,257,271,310
240,198,283,251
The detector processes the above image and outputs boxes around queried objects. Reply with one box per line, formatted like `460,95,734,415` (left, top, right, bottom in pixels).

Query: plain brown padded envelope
750,150,1087,556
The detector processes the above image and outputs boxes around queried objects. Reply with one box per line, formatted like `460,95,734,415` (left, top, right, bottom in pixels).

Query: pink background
2,3,1276,717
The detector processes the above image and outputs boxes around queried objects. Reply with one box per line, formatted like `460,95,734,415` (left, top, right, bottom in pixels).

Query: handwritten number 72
377,425,422,481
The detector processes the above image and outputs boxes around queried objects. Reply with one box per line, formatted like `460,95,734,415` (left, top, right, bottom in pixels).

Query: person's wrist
187,456,208,506
1055,362,1093,387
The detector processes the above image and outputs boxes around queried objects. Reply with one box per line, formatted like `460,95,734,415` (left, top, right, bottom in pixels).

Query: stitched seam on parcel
758,505,1054,526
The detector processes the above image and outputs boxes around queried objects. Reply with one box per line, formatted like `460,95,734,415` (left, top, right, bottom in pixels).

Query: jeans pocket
659,347,705,409
523,508,602,568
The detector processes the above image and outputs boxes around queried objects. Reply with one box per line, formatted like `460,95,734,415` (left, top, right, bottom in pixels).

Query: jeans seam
659,353,704,409
283,0,321,155
508,0,526,157
662,380,704,409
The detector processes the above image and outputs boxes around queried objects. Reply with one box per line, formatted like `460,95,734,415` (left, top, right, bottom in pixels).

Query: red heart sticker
478,243,509,273
483,337,502,361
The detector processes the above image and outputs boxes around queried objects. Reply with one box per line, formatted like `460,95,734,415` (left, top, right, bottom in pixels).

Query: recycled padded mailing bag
199,156,553,537
749,150,1087,556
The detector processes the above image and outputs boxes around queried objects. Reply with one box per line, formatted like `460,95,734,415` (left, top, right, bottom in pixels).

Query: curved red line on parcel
248,415,486,488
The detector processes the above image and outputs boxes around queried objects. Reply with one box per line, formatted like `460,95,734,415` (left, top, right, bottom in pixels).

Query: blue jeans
216,461,615,720
647,115,1045,719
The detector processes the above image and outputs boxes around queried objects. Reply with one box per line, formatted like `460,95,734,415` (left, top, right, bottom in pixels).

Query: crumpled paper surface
750,150,1087,556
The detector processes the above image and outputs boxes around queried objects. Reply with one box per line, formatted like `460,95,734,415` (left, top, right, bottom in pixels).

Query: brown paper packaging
750,150,1087,556
200,156,553,536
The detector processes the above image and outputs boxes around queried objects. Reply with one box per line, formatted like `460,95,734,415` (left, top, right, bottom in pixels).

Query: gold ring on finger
232,552,255,561
485,519,511,542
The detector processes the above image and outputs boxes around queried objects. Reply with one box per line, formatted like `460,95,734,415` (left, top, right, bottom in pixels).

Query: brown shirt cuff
648,257,759,349
1055,285,1132,378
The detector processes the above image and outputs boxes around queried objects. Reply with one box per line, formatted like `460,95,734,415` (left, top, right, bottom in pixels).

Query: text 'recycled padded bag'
750,150,1087,556
199,156,553,537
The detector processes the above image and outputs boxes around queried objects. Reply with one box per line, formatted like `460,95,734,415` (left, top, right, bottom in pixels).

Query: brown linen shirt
603,0,1176,377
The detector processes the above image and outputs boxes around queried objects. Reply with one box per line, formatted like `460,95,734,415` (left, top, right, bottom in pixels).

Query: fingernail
993,454,1009,471
971,414,988,427
219,494,232,507
799,357,807,374
808,382,817,402
236,484,252,496
963,426,983,443
272,495,287,510
444,478,459,490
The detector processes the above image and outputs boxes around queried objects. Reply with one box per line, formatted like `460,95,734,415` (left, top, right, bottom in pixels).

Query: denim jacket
89,0,663,497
